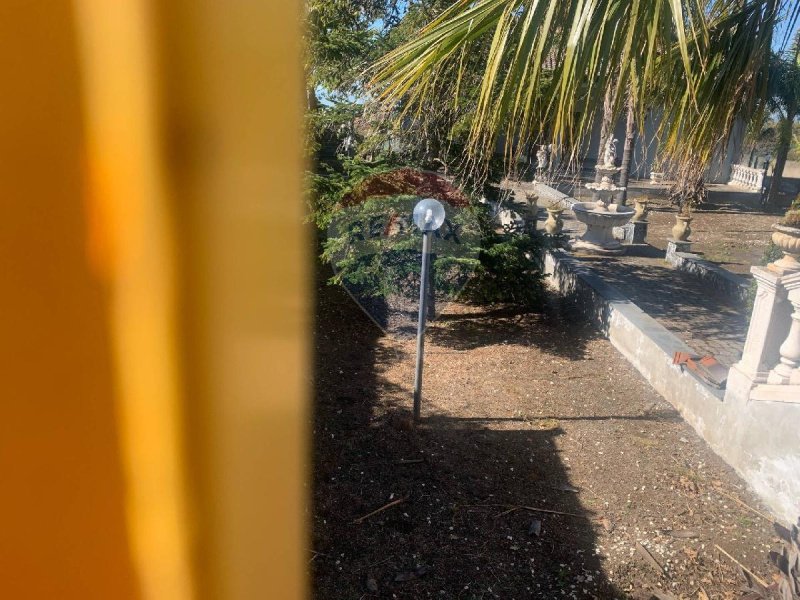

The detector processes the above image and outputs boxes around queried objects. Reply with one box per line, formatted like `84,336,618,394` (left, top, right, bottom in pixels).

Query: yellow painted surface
73,0,194,598
0,0,307,597
156,2,309,598
0,1,137,597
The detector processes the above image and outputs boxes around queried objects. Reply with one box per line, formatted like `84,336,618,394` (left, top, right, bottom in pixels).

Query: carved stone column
733,267,787,380
767,274,800,385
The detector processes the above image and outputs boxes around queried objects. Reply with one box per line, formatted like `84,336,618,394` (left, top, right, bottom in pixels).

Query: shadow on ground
312,268,623,598
575,251,748,366
427,304,598,360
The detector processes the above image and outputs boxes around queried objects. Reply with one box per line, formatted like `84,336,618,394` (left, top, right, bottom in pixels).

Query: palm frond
368,0,786,181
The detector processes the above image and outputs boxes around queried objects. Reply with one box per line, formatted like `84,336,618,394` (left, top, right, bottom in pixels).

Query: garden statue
536,146,548,170
534,145,550,183
603,137,618,167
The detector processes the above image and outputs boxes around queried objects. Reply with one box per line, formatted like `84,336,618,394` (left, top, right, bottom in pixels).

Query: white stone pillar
767,274,800,385
728,165,739,185
734,267,788,380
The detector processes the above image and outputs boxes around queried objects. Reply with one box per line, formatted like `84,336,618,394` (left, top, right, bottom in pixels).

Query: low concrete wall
543,249,800,525
665,247,751,305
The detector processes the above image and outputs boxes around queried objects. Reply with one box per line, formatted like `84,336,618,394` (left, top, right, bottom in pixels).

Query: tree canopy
369,0,800,181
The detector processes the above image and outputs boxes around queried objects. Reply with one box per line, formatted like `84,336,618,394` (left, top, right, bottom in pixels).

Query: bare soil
642,199,776,276
313,273,786,599
567,185,780,276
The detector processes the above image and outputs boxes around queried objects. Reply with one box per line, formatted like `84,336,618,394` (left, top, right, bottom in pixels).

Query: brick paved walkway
556,212,750,368
504,180,755,368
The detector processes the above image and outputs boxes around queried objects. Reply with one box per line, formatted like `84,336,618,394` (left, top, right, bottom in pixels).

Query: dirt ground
640,199,777,276
567,185,781,276
312,273,788,599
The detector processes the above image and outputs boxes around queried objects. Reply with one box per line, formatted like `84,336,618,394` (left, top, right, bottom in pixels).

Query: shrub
323,194,481,302
780,210,800,228
322,193,547,310
306,157,395,229
763,240,784,264
464,231,547,307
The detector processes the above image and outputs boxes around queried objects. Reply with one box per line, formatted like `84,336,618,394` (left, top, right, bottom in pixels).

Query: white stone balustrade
720,261,800,525
727,267,800,403
728,164,765,190
767,273,800,386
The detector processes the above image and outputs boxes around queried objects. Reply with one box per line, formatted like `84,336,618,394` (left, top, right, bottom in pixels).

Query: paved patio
565,248,749,368
506,180,759,369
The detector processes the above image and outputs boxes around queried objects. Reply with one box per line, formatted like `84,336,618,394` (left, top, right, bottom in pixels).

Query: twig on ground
362,556,393,570
714,543,769,589
714,487,772,522
352,497,408,524
492,504,600,520
521,506,593,519
636,541,666,576
493,506,521,518
395,458,424,465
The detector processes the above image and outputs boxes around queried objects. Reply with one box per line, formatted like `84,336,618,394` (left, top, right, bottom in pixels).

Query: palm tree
368,0,798,186
618,91,637,205
766,32,800,208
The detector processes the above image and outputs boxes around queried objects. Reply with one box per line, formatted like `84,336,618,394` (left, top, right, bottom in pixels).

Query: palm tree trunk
618,95,636,205
766,104,797,209
766,30,800,209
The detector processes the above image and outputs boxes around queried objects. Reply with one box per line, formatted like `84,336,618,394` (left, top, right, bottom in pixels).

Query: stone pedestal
614,221,648,245
734,268,786,380
726,267,800,404
666,239,691,262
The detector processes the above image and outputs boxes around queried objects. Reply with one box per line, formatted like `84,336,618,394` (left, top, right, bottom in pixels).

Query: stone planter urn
571,202,635,254
544,208,564,235
632,199,649,223
671,214,692,241
769,224,800,273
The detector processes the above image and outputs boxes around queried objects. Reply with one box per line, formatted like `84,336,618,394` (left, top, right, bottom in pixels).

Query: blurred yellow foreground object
0,1,308,598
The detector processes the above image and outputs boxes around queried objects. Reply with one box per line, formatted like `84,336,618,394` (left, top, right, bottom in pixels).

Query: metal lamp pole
411,198,445,422
413,228,433,420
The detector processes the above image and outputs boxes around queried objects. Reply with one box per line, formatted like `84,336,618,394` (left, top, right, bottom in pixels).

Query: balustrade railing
728,164,765,190
729,266,800,402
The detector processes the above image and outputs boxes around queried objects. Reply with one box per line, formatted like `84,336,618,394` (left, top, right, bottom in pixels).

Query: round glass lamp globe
413,198,446,232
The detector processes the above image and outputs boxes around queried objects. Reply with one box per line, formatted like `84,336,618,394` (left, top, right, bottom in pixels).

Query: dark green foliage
305,2,547,310
763,239,784,264
322,194,481,301
465,232,547,307
306,157,396,229
306,0,405,98
322,193,546,309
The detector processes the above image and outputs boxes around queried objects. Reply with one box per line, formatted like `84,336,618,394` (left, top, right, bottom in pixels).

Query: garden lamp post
412,198,446,421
